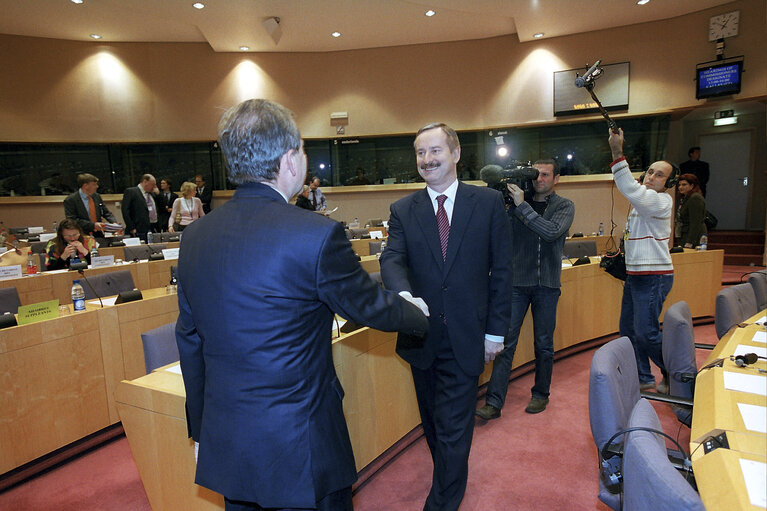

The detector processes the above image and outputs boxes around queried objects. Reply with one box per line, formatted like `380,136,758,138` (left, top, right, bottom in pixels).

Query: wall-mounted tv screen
696,58,743,99
553,62,630,117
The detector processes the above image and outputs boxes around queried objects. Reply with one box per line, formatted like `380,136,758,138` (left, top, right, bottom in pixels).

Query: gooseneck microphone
574,60,602,88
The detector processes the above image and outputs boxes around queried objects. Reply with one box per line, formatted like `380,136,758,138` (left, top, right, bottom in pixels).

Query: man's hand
93,222,105,233
506,183,525,206
398,291,430,317
608,127,624,161
484,337,503,364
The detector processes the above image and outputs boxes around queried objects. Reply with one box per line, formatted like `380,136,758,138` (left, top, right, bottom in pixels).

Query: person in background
158,178,177,232
195,174,212,214
679,146,710,197
609,128,675,394
675,173,707,248
63,173,118,237
309,176,327,211
45,219,97,271
168,181,205,233
295,184,314,210
122,174,160,241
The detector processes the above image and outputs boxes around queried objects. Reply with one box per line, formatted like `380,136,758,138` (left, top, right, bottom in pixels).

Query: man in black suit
176,98,428,511
679,146,710,197
379,122,513,511
63,173,118,237
195,174,212,213
121,174,159,240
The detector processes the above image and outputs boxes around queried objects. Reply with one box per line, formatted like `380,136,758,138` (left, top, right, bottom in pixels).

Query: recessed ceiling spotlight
193,2,205,9
90,34,102,39
331,32,341,38
71,0,84,4
239,46,250,51
533,33,544,38
425,10,436,17
636,0,650,5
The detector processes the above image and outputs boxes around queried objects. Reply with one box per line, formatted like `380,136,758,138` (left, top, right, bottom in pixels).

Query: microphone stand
78,269,104,308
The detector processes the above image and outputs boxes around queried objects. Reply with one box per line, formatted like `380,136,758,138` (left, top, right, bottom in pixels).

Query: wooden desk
691,309,766,510
0,288,178,475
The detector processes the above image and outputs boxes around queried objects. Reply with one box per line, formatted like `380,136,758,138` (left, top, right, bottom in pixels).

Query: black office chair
141,321,179,373
367,218,384,227
369,240,383,256
124,244,166,261
82,270,136,299
0,287,22,314
350,228,370,240
714,283,758,339
748,271,767,310
564,239,597,259
29,241,49,254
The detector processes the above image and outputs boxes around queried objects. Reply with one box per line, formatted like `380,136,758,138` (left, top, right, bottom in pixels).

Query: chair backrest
748,271,767,310
82,270,136,299
367,218,384,227
350,228,369,240
564,239,597,258
661,301,696,426
123,245,152,261
0,287,22,314
29,241,48,254
369,240,383,255
140,321,179,373
588,336,640,510
715,283,758,338
623,399,704,511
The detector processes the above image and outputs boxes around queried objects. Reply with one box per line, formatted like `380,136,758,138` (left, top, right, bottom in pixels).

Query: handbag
173,210,182,231
704,210,718,230
600,237,626,281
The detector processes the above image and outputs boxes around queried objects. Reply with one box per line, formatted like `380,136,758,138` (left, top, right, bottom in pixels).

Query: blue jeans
619,273,674,384
485,286,560,408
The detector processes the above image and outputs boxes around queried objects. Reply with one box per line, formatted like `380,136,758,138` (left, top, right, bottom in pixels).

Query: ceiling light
192,2,205,9
533,33,544,38
331,32,341,38
497,147,509,157
90,34,102,39
239,46,249,51
425,10,436,17
636,0,650,5
71,0,84,4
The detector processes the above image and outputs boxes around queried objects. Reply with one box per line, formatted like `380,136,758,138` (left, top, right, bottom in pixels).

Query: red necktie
436,195,449,261
88,195,98,223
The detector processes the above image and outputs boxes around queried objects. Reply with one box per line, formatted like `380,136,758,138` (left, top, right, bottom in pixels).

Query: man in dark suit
679,146,710,197
176,99,429,511
379,123,513,511
195,174,212,213
63,173,118,237
121,174,159,240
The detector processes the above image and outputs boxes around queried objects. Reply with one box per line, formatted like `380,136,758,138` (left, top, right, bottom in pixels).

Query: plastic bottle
90,244,99,260
350,217,360,228
598,222,604,236
698,234,708,251
71,280,86,312
146,232,153,244
53,220,58,232
26,253,38,275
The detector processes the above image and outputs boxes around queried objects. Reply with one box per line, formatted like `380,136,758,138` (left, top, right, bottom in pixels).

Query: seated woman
45,219,97,271
295,185,314,210
169,181,205,233
675,173,707,248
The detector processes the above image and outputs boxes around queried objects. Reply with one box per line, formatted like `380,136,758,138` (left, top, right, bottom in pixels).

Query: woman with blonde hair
169,181,205,233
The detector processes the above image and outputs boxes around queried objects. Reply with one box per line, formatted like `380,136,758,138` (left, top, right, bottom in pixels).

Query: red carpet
0,325,720,510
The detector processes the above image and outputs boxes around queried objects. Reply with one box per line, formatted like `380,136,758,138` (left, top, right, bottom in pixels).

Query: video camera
479,163,539,199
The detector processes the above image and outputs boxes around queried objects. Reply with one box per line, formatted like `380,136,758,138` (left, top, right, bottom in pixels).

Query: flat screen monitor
553,62,630,117
696,58,743,99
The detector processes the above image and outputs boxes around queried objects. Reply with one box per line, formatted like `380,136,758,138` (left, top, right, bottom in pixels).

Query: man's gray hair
217,99,302,184
414,122,460,152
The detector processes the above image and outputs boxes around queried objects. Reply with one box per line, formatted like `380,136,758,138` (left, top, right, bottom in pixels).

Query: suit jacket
63,191,117,235
176,182,428,507
380,182,512,376
196,185,212,213
158,191,177,230
121,186,157,235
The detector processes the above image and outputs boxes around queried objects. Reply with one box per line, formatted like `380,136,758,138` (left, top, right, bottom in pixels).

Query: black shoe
525,397,549,414
475,404,501,420
639,381,656,391
656,377,669,394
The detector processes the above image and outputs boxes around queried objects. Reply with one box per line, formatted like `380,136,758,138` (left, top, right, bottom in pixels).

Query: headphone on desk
638,161,679,189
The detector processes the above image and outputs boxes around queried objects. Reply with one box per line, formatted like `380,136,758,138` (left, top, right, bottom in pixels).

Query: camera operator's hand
506,183,525,206
608,127,624,161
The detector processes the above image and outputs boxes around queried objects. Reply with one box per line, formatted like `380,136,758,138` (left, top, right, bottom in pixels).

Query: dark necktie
436,194,449,261
312,190,317,208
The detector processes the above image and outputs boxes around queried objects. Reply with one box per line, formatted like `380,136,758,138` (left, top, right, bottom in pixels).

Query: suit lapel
443,182,477,276
412,189,444,267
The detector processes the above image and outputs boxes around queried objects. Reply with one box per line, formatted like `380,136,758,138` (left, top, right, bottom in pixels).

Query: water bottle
698,234,708,251
146,232,153,244
598,222,604,236
90,244,99,259
71,280,86,312
53,220,58,232
350,217,360,228
26,253,38,275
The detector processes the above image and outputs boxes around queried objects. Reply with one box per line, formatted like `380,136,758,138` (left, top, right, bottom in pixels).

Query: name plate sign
122,237,141,246
91,255,115,268
0,265,23,281
17,299,60,326
162,248,179,260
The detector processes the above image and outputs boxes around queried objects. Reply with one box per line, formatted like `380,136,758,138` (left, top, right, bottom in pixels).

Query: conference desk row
691,310,767,510
115,248,723,510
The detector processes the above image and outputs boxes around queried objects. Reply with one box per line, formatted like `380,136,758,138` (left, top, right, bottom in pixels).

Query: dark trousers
619,273,674,384
224,487,352,511
411,332,479,511
485,286,560,407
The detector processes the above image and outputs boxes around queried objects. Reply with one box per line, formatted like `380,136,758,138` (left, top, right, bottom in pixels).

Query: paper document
754,315,766,325
102,223,123,232
165,363,182,375
87,296,118,307
737,403,767,434
734,344,767,358
739,458,766,508
723,371,767,396
752,330,767,344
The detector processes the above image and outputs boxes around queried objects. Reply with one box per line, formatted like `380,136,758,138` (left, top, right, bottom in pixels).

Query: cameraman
608,128,674,393
476,159,574,418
